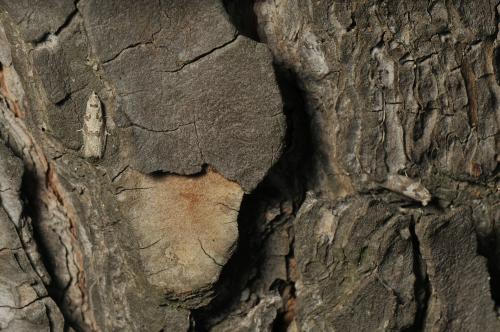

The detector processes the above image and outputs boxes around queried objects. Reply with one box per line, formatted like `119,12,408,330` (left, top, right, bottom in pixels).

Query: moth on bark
82,91,106,159
381,174,432,206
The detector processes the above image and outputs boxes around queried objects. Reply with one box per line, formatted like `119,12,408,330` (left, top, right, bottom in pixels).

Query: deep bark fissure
223,0,260,42
477,229,500,310
44,303,56,332
187,5,316,328
19,169,47,273
404,219,431,332
191,60,312,331
494,44,500,85
271,236,297,332
19,168,82,331
188,3,309,329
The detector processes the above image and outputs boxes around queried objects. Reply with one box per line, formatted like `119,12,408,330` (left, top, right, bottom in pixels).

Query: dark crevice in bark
44,303,57,332
460,60,479,128
346,14,357,32
148,163,210,179
494,5,500,86
403,219,431,332
19,169,47,272
19,169,78,331
191,63,312,330
494,45,500,86
32,0,80,46
191,191,270,331
223,0,260,42
54,93,72,107
20,170,54,291
476,230,500,311
63,320,74,332
271,236,297,332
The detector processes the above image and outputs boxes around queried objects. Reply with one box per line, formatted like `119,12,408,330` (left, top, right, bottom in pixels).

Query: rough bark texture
0,0,498,331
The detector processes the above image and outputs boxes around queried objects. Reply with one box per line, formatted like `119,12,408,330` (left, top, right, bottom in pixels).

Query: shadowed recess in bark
477,230,500,310
191,63,313,331
20,168,79,331
494,45,500,86
403,220,431,332
223,0,260,42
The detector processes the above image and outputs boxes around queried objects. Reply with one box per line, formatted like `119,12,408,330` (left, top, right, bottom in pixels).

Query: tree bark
0,0,498,331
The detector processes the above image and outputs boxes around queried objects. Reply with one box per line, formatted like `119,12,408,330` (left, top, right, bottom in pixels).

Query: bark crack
163,34,239,73
403,218,431,332
0,295,49,310
125,120,195,133
32,0,80,47
115,186,153,195
101,41,150,65
198,238,224,267
139,238,163,250
460,60,479,128
216,202,240,213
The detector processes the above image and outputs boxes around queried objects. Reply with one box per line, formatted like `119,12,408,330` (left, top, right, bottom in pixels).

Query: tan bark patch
116,168,243,294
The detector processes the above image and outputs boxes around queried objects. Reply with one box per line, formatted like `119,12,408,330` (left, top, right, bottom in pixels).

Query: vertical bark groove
404,219,431,332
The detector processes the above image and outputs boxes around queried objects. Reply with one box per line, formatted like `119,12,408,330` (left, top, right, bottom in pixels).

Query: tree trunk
0,0,498,331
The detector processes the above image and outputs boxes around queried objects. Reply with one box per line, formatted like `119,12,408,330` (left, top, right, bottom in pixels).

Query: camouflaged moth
381,174,431,206
82,91,105,159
